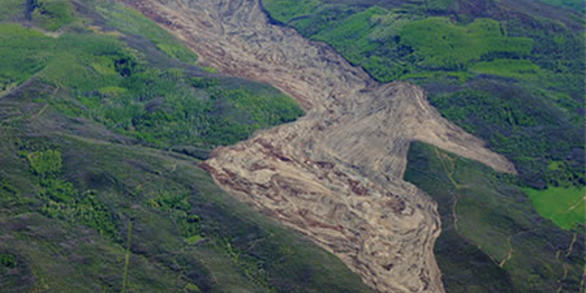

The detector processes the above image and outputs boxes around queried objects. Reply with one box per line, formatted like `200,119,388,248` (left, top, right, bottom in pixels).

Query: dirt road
121,1,516,292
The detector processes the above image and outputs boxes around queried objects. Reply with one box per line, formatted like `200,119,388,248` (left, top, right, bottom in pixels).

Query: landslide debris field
123,1,516,292
1,0,582,292
258,0,585,291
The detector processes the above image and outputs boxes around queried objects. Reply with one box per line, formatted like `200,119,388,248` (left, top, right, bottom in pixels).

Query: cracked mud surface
120,0,516,292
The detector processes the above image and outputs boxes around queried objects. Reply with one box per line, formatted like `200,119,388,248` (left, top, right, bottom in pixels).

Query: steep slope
121,1,515,292
405,143,585,292
0,1,373,292
257,1,585,291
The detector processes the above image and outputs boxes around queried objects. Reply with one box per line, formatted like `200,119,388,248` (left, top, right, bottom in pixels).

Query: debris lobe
121,0,516,292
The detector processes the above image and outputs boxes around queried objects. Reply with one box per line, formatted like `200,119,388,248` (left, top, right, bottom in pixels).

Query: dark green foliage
151,191,202,241
428,80,584,189
261,0,321,23
114,56,137,77
119,73,303,148
398,18,533,70
0,24,302,153
31,0,75,31
26,149,62,177
0,254,17,269
0,130,371,292
404,142,584,292
23,149,120,240
0,179,20,204
433,230,515,293
0,250,34,293
93,0,199,64
536,0,585,13
0,15,303,152
39,188,120,239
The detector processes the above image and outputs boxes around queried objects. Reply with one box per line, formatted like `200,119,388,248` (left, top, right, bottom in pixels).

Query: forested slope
0,1,372,292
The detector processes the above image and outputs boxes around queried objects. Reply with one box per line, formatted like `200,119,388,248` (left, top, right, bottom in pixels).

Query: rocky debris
120,0,516,292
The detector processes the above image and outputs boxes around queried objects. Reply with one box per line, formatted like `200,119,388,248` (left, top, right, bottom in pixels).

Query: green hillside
262,0,585,291
0,1,371,292
261,0,585,190
261,0,585,226
404,143,584,292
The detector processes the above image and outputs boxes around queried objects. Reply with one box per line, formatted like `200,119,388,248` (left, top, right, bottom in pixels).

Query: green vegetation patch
0,253,17,269
0,179,20,206
32,0,75,31
26,149,63,176
0,20,303,152
0,24,51,90
405,142,584,292
428,81,585,189
150,191,203,242
523,187,585,230
94,0,198,64
0,0,23,21
262,0,321,23
538,0,585,13
307,6,405,82
24,149,120,239
312,6,385,64
469,59,543,80
280,4,537,83
398,17,533,70
0,130,372,292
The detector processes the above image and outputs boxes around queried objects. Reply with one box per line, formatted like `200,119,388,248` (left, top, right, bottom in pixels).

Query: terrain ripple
121,0,516,292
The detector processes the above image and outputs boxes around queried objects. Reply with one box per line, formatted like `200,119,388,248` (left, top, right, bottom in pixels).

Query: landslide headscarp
120,0,516,292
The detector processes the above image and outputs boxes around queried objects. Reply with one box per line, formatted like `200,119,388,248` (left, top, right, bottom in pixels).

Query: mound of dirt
121,0,516,292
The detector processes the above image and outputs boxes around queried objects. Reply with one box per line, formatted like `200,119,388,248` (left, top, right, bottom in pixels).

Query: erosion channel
120,0,516,292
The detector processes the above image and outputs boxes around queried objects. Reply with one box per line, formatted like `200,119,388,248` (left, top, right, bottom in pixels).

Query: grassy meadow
523,187,585,230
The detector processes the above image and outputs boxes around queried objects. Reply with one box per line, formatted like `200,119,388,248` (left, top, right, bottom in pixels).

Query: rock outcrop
120,0,516,292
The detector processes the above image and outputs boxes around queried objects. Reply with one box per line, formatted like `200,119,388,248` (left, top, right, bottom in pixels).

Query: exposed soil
119,1,516,292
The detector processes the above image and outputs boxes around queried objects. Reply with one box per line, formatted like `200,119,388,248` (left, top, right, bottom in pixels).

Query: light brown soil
120,1,516,292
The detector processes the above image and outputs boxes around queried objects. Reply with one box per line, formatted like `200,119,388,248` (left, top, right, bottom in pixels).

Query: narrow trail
498,236,514,268
121,220,133,293
119,1,516,292
451,197,460,231
566,232,577,257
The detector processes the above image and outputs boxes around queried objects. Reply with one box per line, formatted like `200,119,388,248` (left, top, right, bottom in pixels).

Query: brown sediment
119,0,516,292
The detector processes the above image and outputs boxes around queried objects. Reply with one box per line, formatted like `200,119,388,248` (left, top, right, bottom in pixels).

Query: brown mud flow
119,0,516,292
